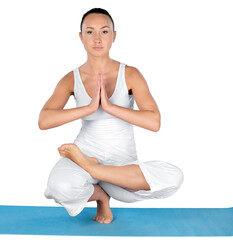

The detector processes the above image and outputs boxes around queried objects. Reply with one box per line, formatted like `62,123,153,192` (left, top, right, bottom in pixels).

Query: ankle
97,188,110,204
97,198,109,206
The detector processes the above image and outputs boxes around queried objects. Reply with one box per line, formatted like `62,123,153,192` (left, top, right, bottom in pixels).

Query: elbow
38,110,51,130
38,116,49,130
152,112,161,132
153,122,160,132
38,120,46,130
38,111,45,130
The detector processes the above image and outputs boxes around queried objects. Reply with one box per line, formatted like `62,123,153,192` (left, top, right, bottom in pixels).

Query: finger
99,72,102,80
97,77,101,88
100,77,105,90
99,73,104,85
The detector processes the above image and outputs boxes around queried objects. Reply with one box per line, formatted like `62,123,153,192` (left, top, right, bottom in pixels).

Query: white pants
44,143,184,217
45,118,184,216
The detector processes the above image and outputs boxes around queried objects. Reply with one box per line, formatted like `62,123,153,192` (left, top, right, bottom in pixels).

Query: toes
104,218,111,224
95,216,104,224
93,215,112,224
58,146,63,151
58,144,68,151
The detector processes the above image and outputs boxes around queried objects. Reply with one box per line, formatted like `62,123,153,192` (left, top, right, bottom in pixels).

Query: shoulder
125,65,141,77
125,65,147,90
58,70,75,94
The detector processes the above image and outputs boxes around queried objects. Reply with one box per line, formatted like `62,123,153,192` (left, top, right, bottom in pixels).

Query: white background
0,0,232,239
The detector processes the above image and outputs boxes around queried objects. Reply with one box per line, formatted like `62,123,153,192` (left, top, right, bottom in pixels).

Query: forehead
83,13,112,28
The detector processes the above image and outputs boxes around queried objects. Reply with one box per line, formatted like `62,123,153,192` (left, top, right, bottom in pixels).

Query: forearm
106,104,160,132
38,105,94,130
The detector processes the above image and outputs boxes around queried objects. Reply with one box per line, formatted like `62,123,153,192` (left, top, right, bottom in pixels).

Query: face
79,13,116,57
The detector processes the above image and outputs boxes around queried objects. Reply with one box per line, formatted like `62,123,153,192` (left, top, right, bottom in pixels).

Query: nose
94,33,101,43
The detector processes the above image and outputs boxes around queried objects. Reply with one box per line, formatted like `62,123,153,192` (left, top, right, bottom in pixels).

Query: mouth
93,46,103,50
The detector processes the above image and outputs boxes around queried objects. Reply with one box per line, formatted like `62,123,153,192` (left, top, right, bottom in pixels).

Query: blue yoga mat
0,205,232,236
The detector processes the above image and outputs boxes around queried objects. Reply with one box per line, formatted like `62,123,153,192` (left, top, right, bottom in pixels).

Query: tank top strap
115,62,128,96
73,67,89,101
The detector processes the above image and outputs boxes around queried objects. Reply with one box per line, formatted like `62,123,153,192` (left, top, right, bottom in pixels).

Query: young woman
39,8,184,224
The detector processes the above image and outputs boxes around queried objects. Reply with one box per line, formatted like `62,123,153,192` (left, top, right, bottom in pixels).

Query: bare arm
105,66,161,132
38,71,94,130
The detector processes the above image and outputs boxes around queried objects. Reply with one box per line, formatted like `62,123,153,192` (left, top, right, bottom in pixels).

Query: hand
88,75,101,112
99,73,113,112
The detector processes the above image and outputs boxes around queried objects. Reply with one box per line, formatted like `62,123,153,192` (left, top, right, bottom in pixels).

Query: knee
50,178,73,197
172,166,184,190
45,171,89,201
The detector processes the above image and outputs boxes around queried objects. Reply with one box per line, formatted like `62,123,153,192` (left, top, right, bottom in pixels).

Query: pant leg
99,160,184,203
44,157,99,216
99,181,143,203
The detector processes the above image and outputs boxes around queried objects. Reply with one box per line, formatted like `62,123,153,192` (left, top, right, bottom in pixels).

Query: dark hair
80,8,115,33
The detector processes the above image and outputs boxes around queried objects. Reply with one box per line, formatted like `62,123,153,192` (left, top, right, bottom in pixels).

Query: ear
79,32,83,44
113,31,117,42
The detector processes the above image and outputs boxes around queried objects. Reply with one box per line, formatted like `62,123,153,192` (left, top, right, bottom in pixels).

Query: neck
85,54,114,75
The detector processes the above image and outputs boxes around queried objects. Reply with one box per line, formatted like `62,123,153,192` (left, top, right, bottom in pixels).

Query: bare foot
93,190,113,224
58,143,99,172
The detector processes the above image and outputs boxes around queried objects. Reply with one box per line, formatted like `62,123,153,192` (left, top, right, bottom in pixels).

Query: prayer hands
88,73,113,113
99,73,113,112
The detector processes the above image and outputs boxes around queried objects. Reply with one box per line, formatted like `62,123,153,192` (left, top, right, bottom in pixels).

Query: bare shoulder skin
125,65,160,114
40,71,74,111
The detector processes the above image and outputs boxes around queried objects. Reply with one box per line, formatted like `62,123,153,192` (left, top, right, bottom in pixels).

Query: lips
93,46,103,50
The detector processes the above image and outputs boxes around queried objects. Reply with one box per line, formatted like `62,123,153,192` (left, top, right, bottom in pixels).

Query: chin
90,51,109,58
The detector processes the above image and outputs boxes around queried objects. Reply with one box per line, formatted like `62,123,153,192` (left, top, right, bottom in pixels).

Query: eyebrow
86,26,110,29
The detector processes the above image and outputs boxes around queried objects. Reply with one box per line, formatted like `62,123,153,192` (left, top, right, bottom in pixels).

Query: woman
39,8,184,224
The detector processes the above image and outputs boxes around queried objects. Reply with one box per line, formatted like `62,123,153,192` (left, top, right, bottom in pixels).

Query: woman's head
79,8,116,57
80,8,115,33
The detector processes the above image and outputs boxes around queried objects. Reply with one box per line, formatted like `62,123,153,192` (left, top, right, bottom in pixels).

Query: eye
102,30,108,34
87,31,93,34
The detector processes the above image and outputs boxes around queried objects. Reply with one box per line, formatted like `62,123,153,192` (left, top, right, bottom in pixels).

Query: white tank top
73,62,138,165
73,62,135,121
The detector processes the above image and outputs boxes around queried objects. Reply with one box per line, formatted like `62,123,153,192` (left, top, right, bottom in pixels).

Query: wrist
104,103,114,114
87,104,98,114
